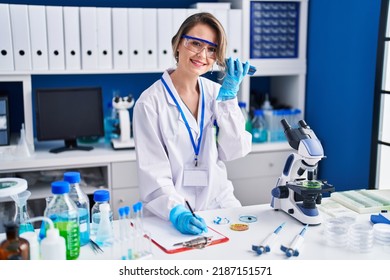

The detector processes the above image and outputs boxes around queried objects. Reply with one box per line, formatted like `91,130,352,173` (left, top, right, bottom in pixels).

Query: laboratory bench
76,203,390,260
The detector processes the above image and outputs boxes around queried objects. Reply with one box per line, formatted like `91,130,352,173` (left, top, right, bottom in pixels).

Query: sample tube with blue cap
124,205,134,259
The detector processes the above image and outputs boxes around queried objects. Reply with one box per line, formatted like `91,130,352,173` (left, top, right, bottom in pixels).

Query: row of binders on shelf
0,4,243,73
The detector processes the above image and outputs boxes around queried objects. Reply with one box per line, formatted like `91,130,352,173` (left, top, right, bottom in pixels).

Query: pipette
280,224,308,257
252,222,285,255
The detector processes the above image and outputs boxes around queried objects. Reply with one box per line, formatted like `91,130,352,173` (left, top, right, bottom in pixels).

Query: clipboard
142,216,229,254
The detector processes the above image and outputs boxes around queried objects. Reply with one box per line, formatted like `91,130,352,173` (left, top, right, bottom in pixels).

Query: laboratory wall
306,0,381,191
2,0,383,192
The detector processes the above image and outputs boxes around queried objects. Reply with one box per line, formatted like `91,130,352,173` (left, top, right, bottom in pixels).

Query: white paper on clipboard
142,216,229,254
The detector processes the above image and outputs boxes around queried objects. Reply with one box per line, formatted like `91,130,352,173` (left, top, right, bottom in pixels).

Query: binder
112,8,129,70
157,9,174,70
191,2,231,10
172,9,188,36
0,4,14,71
214,9,229,33
96,7,113,70
227,9,242,58
213,9,228,72
63,6,81,70
128,8,143,70
46,6,65,70
186,8,200,17
9,4,32,71
142,216,229,254
80,7,98,70
142,8,157,69
28,5,49,71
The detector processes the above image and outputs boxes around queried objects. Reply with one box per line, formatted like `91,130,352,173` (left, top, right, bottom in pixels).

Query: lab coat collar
161,70,203,135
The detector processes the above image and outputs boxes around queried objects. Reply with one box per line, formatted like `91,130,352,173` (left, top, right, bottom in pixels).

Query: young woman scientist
133,12,252,235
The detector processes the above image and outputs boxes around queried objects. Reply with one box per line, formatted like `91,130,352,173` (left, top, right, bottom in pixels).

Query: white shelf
0,140,135,172
1,140,290,172
250,141,291,153
0,69,166,76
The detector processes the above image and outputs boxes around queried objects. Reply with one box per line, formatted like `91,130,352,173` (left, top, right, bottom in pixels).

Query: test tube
118,207,127,260
123,206,134,260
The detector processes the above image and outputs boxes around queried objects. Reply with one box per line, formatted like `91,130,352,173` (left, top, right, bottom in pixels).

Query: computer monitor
35,87,104,153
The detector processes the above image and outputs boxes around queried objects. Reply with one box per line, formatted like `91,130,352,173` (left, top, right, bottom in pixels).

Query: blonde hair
171,12,227,70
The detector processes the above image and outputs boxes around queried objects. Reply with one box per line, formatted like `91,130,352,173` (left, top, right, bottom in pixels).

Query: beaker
11,190,34,234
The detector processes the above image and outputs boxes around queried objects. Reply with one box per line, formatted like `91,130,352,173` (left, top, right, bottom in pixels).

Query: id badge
183,165,208,187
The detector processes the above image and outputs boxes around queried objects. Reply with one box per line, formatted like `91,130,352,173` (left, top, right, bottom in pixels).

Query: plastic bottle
63,171,90,246
44,181,80,260
25,216,66,260
0,221,30,260
41,227,66,260
95,203,114,247
91,189,113,238
261,93,273,111
252,109,268,143
238,101,252,133
20,231,39,260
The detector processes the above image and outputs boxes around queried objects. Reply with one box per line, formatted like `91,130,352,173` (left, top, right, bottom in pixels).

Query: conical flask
11,190,34,234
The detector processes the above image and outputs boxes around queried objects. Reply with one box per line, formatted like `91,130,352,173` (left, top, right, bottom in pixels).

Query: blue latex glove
217,57,250,101
169,205,208,235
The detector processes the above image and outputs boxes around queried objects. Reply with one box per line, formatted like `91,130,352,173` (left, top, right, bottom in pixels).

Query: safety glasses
181,35,218,59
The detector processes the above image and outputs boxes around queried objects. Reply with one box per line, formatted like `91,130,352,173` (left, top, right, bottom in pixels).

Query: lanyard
161,77,205,167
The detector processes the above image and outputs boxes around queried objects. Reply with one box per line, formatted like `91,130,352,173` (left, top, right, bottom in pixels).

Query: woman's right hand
169,205,208,235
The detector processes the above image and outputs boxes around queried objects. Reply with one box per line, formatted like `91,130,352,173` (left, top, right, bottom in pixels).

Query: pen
185,200,208,233
185,200,196,217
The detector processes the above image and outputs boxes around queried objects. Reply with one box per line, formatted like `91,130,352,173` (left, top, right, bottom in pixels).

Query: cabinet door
232,176,277,206
226,150,291,206
111,188,140,219
111,161,138,189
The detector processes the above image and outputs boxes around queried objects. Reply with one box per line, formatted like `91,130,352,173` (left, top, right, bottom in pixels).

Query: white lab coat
133,69,252,220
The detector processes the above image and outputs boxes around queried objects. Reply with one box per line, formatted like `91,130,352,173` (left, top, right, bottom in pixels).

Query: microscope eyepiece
281,119,291,131
298,120,309,129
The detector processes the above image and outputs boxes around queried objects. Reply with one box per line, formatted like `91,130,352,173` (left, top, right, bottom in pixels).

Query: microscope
111,95,135,150
270,119,334,225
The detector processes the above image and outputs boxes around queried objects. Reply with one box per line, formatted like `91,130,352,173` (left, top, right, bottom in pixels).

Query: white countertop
77,204,390,260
